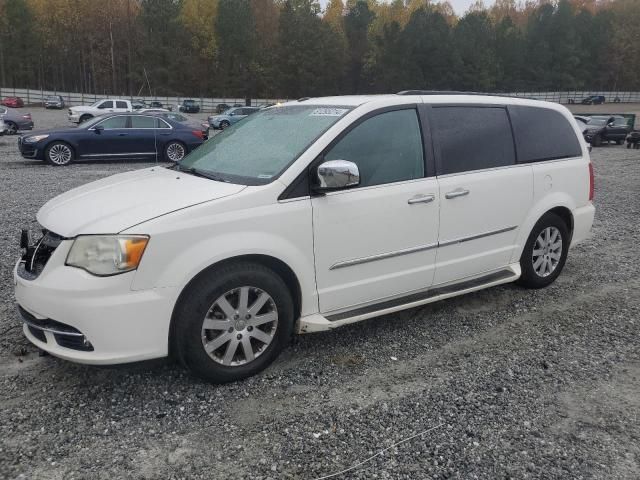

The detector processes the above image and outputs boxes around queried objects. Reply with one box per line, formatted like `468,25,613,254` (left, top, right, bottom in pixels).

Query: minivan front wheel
517,212,570,289
173,262,294,383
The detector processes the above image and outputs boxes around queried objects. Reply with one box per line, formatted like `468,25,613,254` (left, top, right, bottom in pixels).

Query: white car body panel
68,99,133,123
15,94,595,365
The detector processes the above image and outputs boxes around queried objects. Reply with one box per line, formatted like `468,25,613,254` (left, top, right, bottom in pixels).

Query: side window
510,106,582,162
97,101,113,109
116,101,128,109
155,118,171,129
324,109,424,188
431,106,515,175
130,116,156,128
96,116,128,129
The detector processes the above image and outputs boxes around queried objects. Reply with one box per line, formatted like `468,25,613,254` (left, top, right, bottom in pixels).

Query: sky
318,0,496,16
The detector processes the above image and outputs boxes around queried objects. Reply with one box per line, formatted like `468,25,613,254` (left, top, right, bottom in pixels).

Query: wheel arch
168,253,303,358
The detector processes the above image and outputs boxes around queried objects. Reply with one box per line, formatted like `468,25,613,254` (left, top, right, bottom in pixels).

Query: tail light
191,130,204,140
588,162,594,201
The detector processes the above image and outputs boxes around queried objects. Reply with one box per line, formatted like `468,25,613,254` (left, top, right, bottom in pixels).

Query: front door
312,107,440,314
79,115,130,158
429,105,533,285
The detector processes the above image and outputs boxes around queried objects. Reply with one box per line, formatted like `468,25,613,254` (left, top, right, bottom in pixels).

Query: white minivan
15,93,595,382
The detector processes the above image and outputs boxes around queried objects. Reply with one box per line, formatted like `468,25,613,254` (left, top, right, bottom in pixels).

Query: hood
22,127,79,138
37,167,246,237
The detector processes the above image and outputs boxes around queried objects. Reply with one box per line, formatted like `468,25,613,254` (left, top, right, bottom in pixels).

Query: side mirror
94,125,104,134
314,160,360,192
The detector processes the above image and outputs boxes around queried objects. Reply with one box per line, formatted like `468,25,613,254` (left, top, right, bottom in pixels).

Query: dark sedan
581,115,631,146
18,113,205,166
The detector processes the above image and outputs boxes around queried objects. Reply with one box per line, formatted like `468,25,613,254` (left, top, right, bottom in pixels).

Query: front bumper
18,137,43,159
68,113,81,123
14,240,179,364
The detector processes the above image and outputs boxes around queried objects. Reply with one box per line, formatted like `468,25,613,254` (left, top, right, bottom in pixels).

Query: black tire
616,139,623,145
628,143,632,149
592,134,602,147
517,212,570,289
79,114,92,123
173,262,294,383
220,120,230,130
6,121,18,135
44,141,74,166
164,140,186,162
635,143,640,150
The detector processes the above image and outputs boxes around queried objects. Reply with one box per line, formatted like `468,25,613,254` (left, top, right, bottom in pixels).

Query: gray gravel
1,109,639,480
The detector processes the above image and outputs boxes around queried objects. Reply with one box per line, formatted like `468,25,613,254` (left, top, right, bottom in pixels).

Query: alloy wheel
166,142,185,161
201,286,278,367
532,226,562,277
48,144,72,165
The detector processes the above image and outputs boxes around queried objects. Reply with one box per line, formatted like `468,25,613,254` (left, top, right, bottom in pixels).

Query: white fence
2,87,640,110
0,87,288,112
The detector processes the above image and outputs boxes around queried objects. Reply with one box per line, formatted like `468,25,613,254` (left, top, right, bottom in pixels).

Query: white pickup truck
68,99,133,124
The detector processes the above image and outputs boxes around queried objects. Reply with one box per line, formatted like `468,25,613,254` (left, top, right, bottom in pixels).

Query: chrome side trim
330,243,438,270
80,152,156,157
330,226,517,271
438,225,517,248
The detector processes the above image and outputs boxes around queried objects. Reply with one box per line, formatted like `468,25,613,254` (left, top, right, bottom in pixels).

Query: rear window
509,106,582,162
431,106,516,175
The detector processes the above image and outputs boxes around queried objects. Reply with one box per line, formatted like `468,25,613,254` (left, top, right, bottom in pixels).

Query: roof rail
396,90,532,100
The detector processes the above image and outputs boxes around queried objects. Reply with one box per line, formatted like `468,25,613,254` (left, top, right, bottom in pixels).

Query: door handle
445,188,470,199
118,133,127,136
408,194,435,205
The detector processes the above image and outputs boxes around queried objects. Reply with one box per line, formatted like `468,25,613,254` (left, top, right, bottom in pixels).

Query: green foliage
0,0,637,97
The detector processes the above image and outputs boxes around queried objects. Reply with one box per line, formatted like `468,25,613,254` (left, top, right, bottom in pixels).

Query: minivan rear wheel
173,262,294,383
517,212,570,289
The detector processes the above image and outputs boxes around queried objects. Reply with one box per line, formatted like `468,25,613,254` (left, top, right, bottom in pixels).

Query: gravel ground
0,108,639,480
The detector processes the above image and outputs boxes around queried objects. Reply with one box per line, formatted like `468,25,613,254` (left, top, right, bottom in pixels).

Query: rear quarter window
509,106,582,163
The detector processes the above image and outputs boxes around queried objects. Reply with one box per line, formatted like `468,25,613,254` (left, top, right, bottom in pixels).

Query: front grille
21,230,64,280
28,325,46,342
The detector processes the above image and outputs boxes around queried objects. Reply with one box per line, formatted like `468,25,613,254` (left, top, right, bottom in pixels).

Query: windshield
179,104,352,185
46,96,59,101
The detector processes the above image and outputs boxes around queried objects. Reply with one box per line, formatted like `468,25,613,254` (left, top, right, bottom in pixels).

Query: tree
344,0,374,93
215,0,257,97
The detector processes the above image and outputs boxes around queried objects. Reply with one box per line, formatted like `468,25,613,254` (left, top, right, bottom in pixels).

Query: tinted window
98,101,113,109
155,118,171,129
510,106,581,162
324,109,424,188
97,116,127,129
431,106,515,175
130,116,155,128
116,101,128,109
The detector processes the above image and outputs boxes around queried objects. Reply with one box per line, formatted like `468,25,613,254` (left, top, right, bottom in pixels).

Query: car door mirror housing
314,160,360,192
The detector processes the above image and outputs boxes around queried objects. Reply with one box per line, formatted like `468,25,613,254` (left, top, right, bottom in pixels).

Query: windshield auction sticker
309,108,349,117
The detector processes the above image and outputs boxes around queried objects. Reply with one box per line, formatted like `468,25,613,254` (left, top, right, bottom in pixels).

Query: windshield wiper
175,164,229,183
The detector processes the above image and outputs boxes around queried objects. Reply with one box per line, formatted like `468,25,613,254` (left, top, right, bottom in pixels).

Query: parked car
0,106,34,134
1,96,24,108
44,95,65,109
17,112,205,166
68,99,133,124
149,101,163,108
14,94,594,383
626,130,640,149
216,103,230,114
179,99,200,113
581,115,631,146
131,99,147,110
581,95,605,105
208,106,260,129
140,109,209,139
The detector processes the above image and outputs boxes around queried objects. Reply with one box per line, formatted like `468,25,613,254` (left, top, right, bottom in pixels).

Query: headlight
24,134,49,143
66,235,149,276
